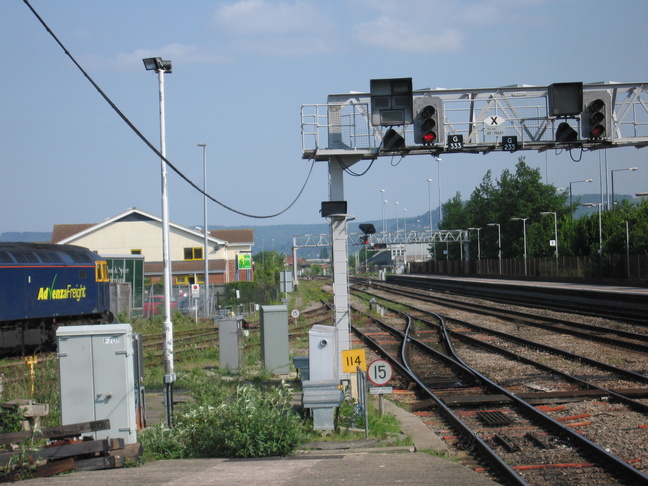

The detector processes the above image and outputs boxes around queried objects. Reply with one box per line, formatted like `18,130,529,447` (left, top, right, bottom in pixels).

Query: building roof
51,207,237,246
210,229,254,245
51,224,94,243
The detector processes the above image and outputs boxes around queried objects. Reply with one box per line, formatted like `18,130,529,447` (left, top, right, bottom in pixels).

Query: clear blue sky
2,0,647,234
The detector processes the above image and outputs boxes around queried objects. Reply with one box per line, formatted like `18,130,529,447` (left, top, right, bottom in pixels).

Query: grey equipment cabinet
260,305,290,374
57,324,137,444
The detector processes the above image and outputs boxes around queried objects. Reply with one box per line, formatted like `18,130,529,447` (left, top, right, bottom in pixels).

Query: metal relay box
57,324,138,444
260,305,290,374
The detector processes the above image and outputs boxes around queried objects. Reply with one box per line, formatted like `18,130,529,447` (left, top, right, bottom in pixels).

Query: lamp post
436,158,443,223
380,189,385,232
395,202,399,232
611,167,638,210
198,143,209,318
426,179,433,232
582,203,603,255
143,56,174,426
487,223,501,274
540,211,558,274
468,227,481,274
382,200,388,233
569,179,593,218
511,217,528,276
403,208,407,233
623,220,630,278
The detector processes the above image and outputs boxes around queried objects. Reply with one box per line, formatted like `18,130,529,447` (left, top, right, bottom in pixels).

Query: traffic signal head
556,122,578,143
381,128,405,150
582,90,612,140
413,97,444,145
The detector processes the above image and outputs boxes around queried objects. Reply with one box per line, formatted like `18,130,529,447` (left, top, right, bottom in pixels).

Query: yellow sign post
341,348,366,374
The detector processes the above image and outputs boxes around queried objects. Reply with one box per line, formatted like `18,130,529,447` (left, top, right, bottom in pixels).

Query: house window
176,276,189,285
131,249,142,255
184,247,203,261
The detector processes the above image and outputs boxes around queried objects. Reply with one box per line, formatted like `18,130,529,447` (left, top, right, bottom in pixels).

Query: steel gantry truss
300,80,647,381
302,82,648,159
292,229,468,249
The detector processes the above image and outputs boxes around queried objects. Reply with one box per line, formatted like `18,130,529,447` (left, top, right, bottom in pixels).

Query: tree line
437,157,647,262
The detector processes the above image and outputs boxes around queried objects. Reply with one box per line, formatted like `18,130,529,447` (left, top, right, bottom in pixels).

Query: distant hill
3,193,639,255
0,232,51,242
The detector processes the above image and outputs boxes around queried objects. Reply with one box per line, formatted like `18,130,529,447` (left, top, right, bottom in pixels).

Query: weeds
140,369,308,460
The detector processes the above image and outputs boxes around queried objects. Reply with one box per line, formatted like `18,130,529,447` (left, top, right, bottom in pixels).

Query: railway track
383,274,648,324
348,289,648,485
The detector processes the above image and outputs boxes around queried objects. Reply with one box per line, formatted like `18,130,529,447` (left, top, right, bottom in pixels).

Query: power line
22,0,315,219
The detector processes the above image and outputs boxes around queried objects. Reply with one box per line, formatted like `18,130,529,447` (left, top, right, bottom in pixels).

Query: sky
1,0,647,235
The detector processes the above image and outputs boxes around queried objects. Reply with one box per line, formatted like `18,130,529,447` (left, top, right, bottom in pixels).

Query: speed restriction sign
367,359,393,386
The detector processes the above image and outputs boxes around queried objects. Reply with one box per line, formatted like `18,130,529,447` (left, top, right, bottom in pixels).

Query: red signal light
590,124,605,138
422,131,437,144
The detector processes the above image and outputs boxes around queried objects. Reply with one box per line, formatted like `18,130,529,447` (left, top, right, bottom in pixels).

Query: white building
51,207,254,285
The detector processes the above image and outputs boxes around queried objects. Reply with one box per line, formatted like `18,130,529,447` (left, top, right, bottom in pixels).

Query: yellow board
341,349,367,373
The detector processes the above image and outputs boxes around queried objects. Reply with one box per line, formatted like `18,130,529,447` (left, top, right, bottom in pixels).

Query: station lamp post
540,211,558,274
468,227,482,274
611,167,638,210
395,202,399,232
382,199,388,233
143,56,174,427
427,179,433,232
198,143,209,318
568,179,593,218
487,223,501,274
380,189,386,232
510,217,529,276
582,203,603,255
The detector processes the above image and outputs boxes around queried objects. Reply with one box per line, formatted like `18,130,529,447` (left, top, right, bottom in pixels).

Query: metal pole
380,189,385,232
427,179,433,231
522,219,527,276
157,68,175,427
199,143,208,318
625,221,630,278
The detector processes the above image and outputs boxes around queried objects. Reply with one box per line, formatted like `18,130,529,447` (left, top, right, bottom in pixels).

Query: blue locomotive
0,242,113,355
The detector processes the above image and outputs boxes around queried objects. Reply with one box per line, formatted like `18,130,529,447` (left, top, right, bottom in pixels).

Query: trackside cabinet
218,316,244,371
57,324,138,444
260,305,290,374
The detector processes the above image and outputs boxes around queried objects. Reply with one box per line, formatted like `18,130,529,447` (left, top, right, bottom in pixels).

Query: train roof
0,242,97,265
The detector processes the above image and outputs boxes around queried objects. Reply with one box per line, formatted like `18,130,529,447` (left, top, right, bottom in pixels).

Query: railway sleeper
524,432,554,450
493,433,521,452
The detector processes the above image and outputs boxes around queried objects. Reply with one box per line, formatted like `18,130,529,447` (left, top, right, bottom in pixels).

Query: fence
408,254,648,285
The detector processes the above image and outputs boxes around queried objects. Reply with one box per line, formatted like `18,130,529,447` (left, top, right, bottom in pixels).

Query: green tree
251,251,286,303
438,157,568,260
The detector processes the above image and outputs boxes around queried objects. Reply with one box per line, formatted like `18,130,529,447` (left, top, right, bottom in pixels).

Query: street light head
142,57,172,73
197,143,206,147
585,179,593,182
629,167,638,171
427,178,432,182
540,211,554,216
142,57,159,71
487,223,499,227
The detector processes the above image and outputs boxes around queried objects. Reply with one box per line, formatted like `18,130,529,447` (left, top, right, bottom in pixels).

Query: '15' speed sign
367,359,393,386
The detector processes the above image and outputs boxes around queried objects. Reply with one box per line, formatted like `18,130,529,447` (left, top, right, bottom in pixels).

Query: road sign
367,359,393,386
370,387,393,395
191,284,199,297
291,309,300,319
342,349,366,373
